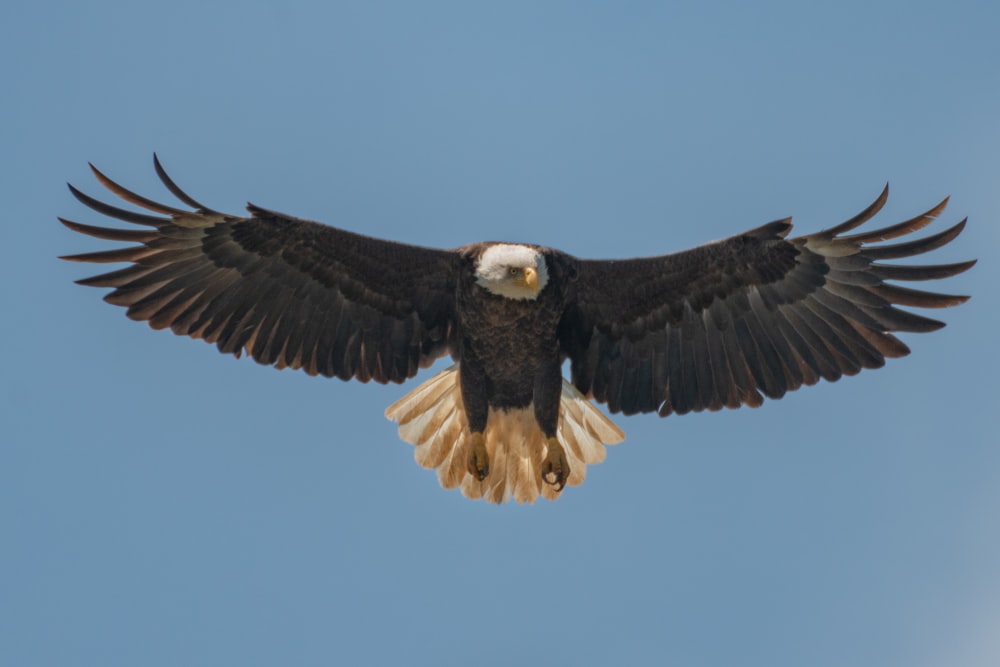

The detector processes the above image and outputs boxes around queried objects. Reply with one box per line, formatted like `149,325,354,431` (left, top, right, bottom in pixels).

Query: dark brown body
454,250,572,438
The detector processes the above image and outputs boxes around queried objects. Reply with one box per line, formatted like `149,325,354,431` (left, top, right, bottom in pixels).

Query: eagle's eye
508,267,521,277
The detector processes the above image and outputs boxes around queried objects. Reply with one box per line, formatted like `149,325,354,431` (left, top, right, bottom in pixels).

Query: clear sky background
3,1,998,665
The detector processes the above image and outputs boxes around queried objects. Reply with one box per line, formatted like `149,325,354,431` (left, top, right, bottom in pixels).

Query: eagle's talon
468,432,489,481
542,437,569,491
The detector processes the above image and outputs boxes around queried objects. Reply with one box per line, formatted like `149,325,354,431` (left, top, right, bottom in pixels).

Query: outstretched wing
560,187,975,416
61,156,460,384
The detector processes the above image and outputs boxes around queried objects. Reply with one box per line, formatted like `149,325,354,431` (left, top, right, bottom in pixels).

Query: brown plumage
61,156,975,503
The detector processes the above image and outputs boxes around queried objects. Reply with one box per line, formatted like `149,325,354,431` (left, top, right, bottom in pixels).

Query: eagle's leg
458,362,491,481
535,363,568,491
468,432,489,481
541,437,569,491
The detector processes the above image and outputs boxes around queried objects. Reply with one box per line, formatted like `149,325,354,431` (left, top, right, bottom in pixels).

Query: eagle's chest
456,284,563,363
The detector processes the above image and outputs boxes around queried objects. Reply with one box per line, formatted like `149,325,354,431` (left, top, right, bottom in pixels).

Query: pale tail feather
384,364,625,503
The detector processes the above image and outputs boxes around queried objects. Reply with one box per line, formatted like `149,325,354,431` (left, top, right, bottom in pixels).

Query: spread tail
384,364,624,503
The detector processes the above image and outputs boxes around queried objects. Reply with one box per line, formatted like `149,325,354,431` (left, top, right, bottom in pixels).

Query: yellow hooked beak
522,266,539,291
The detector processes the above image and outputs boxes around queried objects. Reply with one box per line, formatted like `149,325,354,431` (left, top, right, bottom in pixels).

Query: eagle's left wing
61,157,461,384
559,187,975,416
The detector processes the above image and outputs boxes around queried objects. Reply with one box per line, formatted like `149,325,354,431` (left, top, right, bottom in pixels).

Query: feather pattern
563,185,974,417
385,365,624,504
61,156,460,383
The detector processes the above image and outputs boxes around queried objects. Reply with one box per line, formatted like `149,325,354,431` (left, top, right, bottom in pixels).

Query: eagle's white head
474,244,549,300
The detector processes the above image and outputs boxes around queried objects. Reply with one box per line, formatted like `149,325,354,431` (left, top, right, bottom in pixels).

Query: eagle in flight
61,157,974,503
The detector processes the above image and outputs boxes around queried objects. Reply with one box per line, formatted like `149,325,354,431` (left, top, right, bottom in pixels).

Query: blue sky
3,1,999,665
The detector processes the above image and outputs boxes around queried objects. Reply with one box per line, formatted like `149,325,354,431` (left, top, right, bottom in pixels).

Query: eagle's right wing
61,156,460,384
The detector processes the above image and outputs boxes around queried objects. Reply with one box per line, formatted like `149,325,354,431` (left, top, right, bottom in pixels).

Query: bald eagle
61,157,975,503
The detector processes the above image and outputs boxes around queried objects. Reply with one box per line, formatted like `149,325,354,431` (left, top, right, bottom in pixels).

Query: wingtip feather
88,161,190,216
152,154,219,214
819,184,891,237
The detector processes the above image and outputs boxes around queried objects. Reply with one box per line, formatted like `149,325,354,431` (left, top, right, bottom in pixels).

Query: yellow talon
541,437,569,491
468,432,489,481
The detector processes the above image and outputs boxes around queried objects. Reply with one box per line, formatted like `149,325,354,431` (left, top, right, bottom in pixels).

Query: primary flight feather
61,156,975,503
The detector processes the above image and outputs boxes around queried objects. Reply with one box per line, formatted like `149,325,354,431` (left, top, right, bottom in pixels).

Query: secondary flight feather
61,156,975,503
